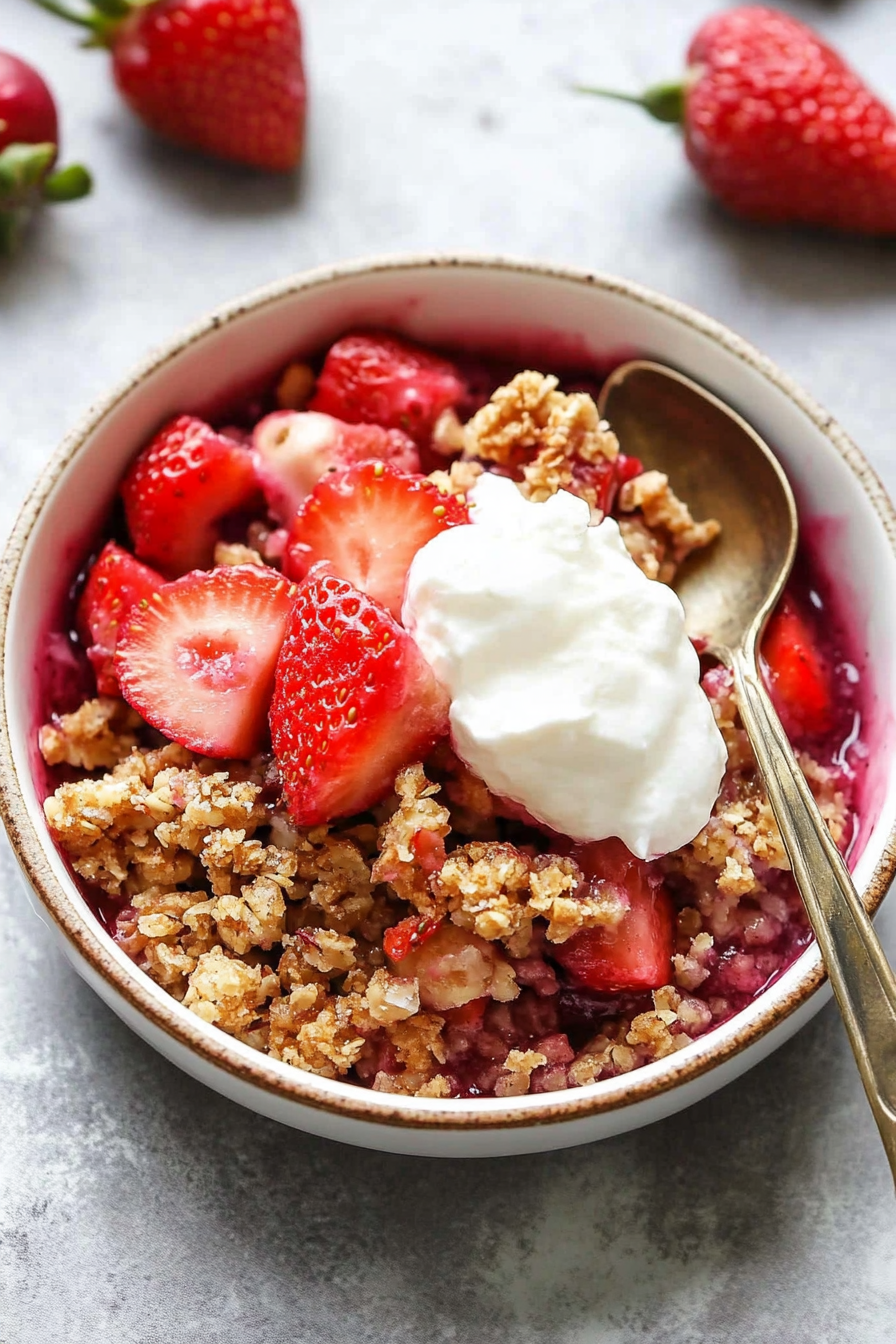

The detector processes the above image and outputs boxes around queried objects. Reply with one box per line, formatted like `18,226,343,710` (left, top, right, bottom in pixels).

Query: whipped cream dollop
403,473,726,859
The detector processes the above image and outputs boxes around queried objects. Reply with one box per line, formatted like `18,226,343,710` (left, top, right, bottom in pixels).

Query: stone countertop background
2,1,896,1339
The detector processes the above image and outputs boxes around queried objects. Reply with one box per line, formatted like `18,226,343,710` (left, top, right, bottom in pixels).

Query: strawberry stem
0,142,56,194
0,142,92,253
91,0,133,15
0,209,23,257
30,0,130,46
43,163,93,201
574,79,686,125
29,0,96,26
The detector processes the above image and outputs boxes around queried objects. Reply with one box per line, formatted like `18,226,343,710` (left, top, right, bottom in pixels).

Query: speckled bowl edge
1,252,895,1133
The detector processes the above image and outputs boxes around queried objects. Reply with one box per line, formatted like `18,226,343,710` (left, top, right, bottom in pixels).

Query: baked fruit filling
37,331,863,1099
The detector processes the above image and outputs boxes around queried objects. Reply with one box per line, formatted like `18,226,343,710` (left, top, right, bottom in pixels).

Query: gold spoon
599,360,896,1182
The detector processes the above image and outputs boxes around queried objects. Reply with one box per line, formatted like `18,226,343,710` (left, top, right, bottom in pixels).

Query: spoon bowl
599,360,798,652
601,358,896,1186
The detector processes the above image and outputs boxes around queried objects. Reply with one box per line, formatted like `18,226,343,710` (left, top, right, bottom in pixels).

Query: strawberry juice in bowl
2,255,895,1158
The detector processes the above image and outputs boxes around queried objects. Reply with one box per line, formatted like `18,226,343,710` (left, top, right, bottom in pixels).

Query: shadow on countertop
664,182,896,309
97,117,308,222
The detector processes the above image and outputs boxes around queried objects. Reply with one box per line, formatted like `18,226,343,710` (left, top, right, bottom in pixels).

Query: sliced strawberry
252,409,421,522
116,565,296,758
441,996,489,1030
283,461,470,620
383,913,444,962
309,331,466,446
121,415,258,577
76,542,163,695
761,593,834,736
552,838,674,992
269,572,449,824
575,451,643,517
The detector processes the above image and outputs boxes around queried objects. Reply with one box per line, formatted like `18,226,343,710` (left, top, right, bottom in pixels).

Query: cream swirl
403,473,726,858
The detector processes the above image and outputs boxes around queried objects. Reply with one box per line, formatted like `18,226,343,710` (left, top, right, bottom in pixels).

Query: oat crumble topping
464,371,618,471
460,371,620,510
183,945,279,1037
371,764,450,914
618,469,721,581
275,361,315,411
431,407,468,457
38,697,143,771
427,456,483,499
432,842,616,953
213,541,265,568
495,1048,548,1097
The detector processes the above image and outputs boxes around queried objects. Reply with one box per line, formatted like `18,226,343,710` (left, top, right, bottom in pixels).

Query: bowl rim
2,250,896,1133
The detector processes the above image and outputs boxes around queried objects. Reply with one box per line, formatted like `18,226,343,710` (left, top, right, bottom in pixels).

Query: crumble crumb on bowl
38,697,143,770
618,469,722,581
36,337,864,1100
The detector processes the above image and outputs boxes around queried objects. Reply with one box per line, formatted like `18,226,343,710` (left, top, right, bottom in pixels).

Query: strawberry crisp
38,331,864,1100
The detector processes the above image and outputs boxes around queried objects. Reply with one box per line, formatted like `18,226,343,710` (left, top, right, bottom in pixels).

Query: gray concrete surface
2,1,896,1339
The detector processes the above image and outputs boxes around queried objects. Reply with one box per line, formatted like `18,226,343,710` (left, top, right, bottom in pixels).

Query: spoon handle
730,645,896,1184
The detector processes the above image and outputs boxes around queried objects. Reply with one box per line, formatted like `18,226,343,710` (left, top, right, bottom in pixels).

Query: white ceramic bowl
2,255,895,1159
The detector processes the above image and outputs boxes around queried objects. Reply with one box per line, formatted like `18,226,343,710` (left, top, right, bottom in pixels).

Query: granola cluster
617,470,721,583
461,370,619,504
39,697,144,771
430,371,720,583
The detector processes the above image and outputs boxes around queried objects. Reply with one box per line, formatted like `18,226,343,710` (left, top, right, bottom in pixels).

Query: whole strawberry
0,50,91,253
34,0,306,172
578,6,896,234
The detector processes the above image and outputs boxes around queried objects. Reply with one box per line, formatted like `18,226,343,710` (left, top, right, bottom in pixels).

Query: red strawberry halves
116,565,296,758
33,0,306,172
552,839,674,992
310,332,466,446
77,542,163,695
761,593,833,737
270,573,449,825
578,6,896,235
284,461,470,620
121,415,258,577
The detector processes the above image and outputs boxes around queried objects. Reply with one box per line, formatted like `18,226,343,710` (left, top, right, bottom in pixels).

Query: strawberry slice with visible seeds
552,838,674,992
283,461,470,620
761,593,833,736
383,914,443,962
309,331,466,445
269,572,449,824
121,415,258,577
252,409,421,522
116,565,296,758
76,542,164,696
